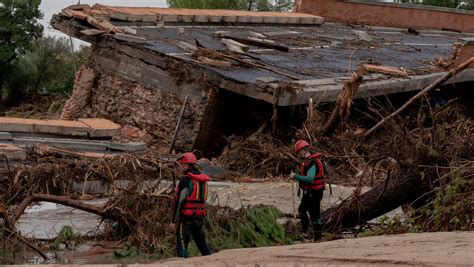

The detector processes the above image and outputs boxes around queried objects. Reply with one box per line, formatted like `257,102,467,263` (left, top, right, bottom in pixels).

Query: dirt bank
159,232,473,266
16,232,473,266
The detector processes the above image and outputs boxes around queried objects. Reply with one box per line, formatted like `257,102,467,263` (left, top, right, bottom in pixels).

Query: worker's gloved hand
289,172,296,179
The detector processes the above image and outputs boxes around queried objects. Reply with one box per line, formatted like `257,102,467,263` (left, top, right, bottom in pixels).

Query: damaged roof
52,4,474,106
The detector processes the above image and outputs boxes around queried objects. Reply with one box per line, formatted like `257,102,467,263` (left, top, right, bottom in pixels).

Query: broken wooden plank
62,9,89,20
178,41,198,52
80,29,105,36
221,38,250,54
197,56,232,69
222,35,289,52
361,64,408,77
249,31,267,39
78,118,121,138
87,16,122,33
114,33,147,43
119,26,137,36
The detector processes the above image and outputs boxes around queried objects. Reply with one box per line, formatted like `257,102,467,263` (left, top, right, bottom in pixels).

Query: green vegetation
359,174,473,238
53,225,77,250
0,0,43,106
205,205,290,252
4,37,89,105
113,206,292,261
167,0,293,11
1,0,89,108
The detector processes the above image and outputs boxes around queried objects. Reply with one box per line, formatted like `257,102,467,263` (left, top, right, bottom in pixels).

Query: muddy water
17,198,108,239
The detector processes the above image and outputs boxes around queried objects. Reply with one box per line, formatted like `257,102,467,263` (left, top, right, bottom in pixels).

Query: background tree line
0,0,88,108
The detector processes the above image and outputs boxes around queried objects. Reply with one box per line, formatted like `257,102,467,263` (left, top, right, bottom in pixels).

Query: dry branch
364,56,474,138
323,69,364,135
11,194,107,224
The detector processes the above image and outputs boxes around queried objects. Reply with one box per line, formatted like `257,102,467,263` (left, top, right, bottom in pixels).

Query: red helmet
294,140,310,153
178,152,197,164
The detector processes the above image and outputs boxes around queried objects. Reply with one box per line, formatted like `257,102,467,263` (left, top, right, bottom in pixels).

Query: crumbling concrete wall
83,73,205,153
296,0,474,33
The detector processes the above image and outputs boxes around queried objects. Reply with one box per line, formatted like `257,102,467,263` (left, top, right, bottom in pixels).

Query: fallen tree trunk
322,167,430,231
11,194,109,225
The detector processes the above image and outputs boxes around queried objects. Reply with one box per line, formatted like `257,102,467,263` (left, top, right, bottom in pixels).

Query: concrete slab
0,117,90,137
0,143,26,161
13,138,108,152
459,37,474,45
0,132,12,140
107,142,147,152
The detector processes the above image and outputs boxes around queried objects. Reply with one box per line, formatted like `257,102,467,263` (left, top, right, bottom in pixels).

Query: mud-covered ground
160,232,474,266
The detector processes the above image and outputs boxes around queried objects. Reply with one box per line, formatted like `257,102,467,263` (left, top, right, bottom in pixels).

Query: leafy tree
0,0,43,106
4,37,89,105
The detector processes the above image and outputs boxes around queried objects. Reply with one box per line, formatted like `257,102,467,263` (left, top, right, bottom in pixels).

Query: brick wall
296,0,474,33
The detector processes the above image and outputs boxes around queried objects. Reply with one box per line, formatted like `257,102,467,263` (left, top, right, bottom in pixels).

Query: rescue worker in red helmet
170,152,211,258
290,140,327,241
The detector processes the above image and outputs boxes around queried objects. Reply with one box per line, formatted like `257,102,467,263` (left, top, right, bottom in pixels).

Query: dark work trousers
298,189,324,241
176,216,211,258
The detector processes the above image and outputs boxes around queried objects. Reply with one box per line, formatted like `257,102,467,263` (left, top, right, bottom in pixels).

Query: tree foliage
0,0,43,104
167,0,293,11
4,37,89,105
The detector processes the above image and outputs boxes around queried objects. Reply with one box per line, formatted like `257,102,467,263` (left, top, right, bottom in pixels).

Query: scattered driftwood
221,38,250,54
361,64,407,77
323,69,364,135
222,35,290,52
197,56,232,68
364,56,474,138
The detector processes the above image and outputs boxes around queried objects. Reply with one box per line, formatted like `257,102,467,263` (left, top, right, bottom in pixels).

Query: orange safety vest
300,153,326,191
180,173,210,217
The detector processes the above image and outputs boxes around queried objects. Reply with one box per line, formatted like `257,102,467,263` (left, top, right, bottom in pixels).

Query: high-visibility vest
300,153,326,191
180,173,210,217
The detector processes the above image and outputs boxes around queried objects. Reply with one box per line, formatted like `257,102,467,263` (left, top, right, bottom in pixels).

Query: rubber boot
313,223,323,242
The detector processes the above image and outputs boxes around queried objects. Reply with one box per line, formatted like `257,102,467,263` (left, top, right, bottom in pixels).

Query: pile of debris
215,131,294,179
2,153,173,205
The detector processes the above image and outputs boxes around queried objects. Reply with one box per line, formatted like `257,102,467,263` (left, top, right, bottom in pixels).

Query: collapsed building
51,3,474,157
